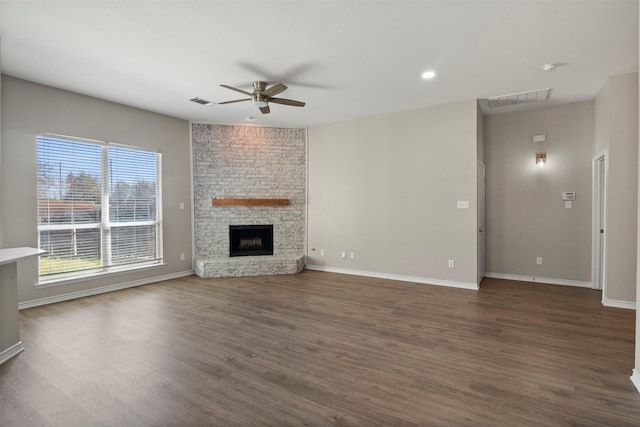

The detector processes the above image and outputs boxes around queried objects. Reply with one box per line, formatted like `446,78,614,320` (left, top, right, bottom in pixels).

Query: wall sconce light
536,152,547,167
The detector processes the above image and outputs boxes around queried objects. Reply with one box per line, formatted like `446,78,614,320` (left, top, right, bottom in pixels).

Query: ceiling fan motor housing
253,81,267,92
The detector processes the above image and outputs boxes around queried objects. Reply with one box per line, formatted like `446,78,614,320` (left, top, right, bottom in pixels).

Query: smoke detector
542,63,556,72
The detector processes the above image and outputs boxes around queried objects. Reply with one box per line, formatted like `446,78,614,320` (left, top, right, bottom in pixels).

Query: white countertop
0,247,45,266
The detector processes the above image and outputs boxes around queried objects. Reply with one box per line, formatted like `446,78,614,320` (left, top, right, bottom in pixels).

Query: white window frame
37,133,163,285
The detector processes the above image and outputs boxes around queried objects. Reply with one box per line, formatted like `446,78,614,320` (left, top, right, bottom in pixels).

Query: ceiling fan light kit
218,81,306,114
252,93,268,108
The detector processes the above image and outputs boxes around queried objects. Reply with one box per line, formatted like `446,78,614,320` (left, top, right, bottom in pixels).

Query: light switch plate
457,201,469,209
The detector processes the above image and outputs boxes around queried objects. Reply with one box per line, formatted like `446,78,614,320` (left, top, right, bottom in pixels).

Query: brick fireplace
191,124,305,278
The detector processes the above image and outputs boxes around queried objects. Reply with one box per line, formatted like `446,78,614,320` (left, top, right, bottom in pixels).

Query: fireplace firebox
229,225,274,257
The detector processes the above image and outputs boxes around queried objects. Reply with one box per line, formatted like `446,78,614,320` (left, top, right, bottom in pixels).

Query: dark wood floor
1,271,639,426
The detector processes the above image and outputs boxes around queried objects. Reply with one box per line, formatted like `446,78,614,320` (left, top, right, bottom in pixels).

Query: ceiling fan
219,81,305,114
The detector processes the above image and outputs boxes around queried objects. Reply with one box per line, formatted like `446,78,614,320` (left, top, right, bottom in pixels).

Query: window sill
36,261,167,289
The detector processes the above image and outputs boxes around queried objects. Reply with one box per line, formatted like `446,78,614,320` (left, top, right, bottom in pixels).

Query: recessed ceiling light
422,70,436,79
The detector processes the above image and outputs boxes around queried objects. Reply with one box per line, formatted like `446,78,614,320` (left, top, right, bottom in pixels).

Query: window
37,134,162,281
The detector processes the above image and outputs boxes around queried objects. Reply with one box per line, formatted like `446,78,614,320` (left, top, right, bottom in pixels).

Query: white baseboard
305,265,478,290
631,369,640,393
0,341,24,365
484,272,591,288
19,270,194,310
601,298,636,310
484,273,636,309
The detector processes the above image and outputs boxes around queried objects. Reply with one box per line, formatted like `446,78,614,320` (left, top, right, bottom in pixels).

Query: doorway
478,162,486,285
591,153,606,291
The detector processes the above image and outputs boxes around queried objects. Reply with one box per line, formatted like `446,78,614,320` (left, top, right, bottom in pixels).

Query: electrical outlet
536,257,542,265
350,251,355,259
448,259,455,268
339,251,346,259
320,249,325,256
180,253,185,261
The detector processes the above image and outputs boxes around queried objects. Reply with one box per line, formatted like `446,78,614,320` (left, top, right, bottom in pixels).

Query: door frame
478,162,486,285
591,151,607,291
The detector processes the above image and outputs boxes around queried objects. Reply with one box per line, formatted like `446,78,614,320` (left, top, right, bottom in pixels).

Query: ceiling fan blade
259,105,270,114
262,83,287,97
220,84,252,96
218,98,251,105
269,98,305,107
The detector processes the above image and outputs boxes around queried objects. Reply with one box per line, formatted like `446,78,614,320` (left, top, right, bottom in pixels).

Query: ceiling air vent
485,88,551,108
190,97,215,106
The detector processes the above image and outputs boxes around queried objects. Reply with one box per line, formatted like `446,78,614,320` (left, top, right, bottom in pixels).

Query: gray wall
594,73,638,304
594,80,609,155
477,101,484,165
637,6,640,381
1,75,192,304
0,48,3,249
307,100,479,286
484,102,594,283
607,73,638,304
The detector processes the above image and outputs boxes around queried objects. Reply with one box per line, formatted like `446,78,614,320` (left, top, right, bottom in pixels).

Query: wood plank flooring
1,271,639,426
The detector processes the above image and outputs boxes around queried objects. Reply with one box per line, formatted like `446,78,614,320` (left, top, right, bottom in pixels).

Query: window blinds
37,135,162,278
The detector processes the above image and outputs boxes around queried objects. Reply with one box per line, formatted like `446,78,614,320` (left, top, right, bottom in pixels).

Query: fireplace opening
229,225,274,257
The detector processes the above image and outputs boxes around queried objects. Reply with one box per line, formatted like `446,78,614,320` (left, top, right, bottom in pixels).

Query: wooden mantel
212,198,290,207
